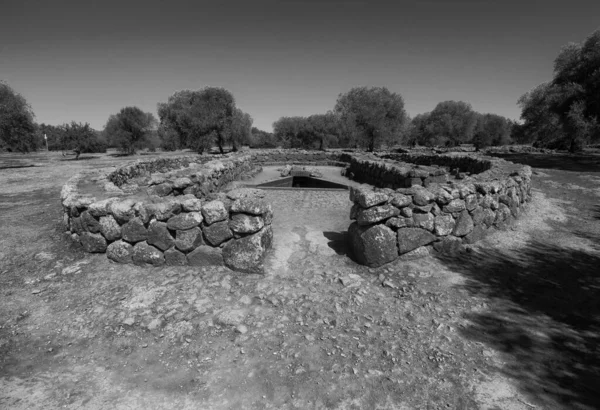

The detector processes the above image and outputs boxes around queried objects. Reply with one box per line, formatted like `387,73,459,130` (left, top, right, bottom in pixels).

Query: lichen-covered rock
175,227,204,252
121,217,148,243
226,188,264,200
397,228,436,254
201,200,228,225
465,194,478,211
412,188,435,206
173,177,192,189
348,223,397,267
495,203,512,225
179,195,203,212
99,215,121,241
229,213,264,234
230,198,271,215
147,182,173,197
356,204,400,225
80,232,107,253
413,212,434,231
400,207,413,218
390,193,412,208
70,216,84,235
483,208,496,226
352,189,389,209
187,245,224,266
452,210,474,237
203,220,233,246
443,199,466,213
88,198,117,217
132,242,165,266
147,220,174,251
166,212,203,230
433,188,453,205
107,240,133,263
222,226,273,273
80,210,101,233
413,203,434,213
165,247,187,266
385,217,414,229
471,206,485,225
108,199,136,223
139,198,181,223
434,214,455,236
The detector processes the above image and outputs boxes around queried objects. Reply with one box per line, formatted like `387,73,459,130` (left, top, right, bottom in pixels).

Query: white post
44,134,48,151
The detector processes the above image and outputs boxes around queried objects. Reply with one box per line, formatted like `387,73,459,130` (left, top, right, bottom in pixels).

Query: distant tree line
2,29,598,154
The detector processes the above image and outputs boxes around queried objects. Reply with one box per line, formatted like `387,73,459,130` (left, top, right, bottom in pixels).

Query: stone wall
347,160,532,267
61,155,272,273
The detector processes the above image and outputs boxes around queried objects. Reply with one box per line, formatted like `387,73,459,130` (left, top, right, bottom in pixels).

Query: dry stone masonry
61,149,532,271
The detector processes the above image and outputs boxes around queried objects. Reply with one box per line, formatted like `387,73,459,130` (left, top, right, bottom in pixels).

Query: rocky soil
1,150,599,409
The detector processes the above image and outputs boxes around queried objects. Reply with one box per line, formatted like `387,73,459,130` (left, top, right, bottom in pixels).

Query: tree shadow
488,152,600,173
322,231,352,257
593,205,600,221
436,241,600,408
59,155,100,161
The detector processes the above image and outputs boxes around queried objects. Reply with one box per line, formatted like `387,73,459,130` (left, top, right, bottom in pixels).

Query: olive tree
0,82,38,153
104,107,156,155
334,87,407,151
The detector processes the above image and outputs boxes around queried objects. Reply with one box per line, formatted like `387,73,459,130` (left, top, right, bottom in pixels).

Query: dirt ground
0,150,599,409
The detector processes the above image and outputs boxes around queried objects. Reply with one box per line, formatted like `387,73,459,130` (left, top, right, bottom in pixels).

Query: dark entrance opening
255,176,348,190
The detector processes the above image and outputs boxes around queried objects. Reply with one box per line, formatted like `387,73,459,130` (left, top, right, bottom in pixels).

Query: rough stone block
353,190,389,208
397,228,436,254
348,223,398,267
175,227,204,252
452,210,474,237
230,198,271,215
222,226,273,273
99,215,121,241
229,213,264,234
147,220,175,251
413,213,434,231
203,220,233,246
201,200,229,225
165,248,187,266
167,212,203,230
443,199,466,213
107,240,133,263
433,236,464,254
356,204,400,225
80,232,107,253
434,214,455,236
132,241,165,266
187,245,224,267
121,217,148,243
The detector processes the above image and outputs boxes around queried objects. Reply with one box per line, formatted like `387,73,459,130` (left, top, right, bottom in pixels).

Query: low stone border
61,149,532,271
61,155,272,273
347,156,532,267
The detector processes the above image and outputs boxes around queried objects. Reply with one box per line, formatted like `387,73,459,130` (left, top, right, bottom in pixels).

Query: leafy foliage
472,113,512,150
518,29,600,151
60,122,106,159
334,87,407,151
0,82,38,153
249,127,278,148
104,107,156,155
158,87,249,154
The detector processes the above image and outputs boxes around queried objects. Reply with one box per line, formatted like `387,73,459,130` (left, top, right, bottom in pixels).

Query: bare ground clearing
0,151,599,409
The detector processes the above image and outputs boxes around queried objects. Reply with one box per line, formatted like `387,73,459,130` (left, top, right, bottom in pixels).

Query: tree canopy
104,107,156,155
518,29,600,151
334,87,407,151
60,122,106,159
0,82,38,153
158,87,250,154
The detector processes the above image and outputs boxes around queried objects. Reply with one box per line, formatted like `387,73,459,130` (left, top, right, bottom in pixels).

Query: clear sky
1,0,599,132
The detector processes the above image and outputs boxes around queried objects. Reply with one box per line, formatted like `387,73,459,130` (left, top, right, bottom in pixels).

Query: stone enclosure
61,149,532,271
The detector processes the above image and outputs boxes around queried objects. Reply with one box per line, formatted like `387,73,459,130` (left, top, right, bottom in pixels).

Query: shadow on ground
436,241,600,409
489,153,600,173
323,231,352,258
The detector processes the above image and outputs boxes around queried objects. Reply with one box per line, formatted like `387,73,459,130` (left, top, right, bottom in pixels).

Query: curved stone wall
346,156,532,267
61,155,272,273
61,149,532,271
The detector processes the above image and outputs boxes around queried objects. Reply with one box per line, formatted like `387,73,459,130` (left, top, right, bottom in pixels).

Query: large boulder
412,188,435,206
356,204,400,225
131,242,165,266
80,211,101,233
175,227,204,252
201,200,228,225
203,221,233,246
80,232,107,253
165,248,187,266
109,199,136,223
443,199,466,214
352,189,388,208
187,245,224,266
121,217,148,243
452,210,474,237
434,214,455,236
107,240,133,263
348,223,398,267
99,215,121,241
146,220,175,251
166,212,203,230
229,213,264,234
230,198,271,215
397,228,436,254
139,198,181,223
222,226,273,273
